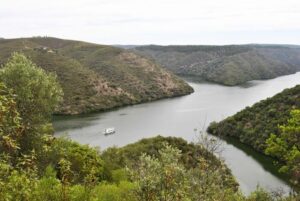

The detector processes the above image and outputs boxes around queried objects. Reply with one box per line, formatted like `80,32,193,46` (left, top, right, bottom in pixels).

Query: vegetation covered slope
102,136,238,189
265,110,300,187
1,53,299,200
207,85,300,151
135,45,300,85
207,85,300,187
0,37,193,115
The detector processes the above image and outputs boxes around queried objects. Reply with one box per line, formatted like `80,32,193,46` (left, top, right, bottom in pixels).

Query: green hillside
101,136,239,190
0,37,193,115
135,45,300,85
1,52,299,200
207,85,300,152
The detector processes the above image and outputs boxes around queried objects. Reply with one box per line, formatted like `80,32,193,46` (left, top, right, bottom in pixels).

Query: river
53,72,300,194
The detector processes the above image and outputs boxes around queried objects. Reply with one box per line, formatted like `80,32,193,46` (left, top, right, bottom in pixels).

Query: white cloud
1,0,300,44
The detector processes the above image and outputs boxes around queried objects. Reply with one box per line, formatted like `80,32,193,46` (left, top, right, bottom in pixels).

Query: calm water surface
53,72,300,194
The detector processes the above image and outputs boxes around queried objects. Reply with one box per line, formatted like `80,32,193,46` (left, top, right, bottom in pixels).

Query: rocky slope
0,37,193,115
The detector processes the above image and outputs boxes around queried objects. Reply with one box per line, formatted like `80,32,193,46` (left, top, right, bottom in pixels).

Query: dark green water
53,72,300,194
224,136,289,182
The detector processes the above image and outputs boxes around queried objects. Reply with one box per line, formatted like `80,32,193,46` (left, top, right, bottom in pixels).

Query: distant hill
113,45,140,49
135,45,300,85
0,37,193,115
207,85,300,152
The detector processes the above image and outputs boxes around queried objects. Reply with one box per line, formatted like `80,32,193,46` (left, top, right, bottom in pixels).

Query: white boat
103,127,116,135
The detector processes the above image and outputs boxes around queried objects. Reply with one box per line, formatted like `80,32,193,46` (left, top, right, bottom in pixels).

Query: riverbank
53,72,300,194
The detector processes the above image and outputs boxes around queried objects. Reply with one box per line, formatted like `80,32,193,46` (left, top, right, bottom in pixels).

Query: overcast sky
1,0,300,45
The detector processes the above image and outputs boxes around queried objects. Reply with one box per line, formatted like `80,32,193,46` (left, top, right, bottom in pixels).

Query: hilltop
135,45,300,85
0,37,193,115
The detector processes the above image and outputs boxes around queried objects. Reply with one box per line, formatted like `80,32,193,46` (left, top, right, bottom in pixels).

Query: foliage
0,163,37,201
91,181,137,201
103,136,240,200
0,52,63,125
0,83,23,160
208,85,300,152
265,110,300,186
208,85,300,190
246,187,273,201
103,136,219,168
0,161,136,201
42,137,105,184
129,143,299,201
136,45,300,85
0,53,63,154
131,144,189,201
101,136,238,190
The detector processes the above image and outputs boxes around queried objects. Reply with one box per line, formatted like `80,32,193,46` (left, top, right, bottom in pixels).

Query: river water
53,72,300,194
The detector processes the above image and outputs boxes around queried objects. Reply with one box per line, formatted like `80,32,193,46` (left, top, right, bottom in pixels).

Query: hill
0,37,193,115
1,53,298,199
101,136,239,197
135,45,300,85
207,85,300,152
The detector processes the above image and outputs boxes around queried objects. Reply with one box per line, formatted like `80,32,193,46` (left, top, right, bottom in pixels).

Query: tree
265,109,300,186
130,143,189,201
0,53,63,152
0,83,23,162
0,52,63,126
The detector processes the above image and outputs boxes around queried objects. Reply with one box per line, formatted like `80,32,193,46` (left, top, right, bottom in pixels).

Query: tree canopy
265,109,300,187
0,52,63,126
